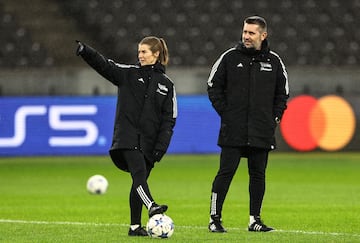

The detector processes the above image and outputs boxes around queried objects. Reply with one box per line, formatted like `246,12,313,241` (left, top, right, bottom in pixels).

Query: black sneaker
248,217,274,232
208,215,227,233
148,203,168,217
128,226,148,236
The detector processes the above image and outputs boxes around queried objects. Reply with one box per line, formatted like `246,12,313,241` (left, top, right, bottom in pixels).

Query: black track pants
121,150,154,225
210,146,269,217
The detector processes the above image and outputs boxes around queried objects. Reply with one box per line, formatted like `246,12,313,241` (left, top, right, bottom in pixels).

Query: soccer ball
146,214,174,238
86,175,108,195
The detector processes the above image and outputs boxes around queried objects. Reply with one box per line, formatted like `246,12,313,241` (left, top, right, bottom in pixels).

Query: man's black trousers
210,146,269,217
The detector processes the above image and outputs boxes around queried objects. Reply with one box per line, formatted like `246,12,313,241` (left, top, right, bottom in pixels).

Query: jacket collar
236,39,270,56
139,61,165,74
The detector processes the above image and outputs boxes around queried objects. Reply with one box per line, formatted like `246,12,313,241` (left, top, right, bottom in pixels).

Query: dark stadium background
1,0,360,154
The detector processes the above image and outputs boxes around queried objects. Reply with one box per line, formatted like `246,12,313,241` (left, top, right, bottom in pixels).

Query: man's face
242,23,267,50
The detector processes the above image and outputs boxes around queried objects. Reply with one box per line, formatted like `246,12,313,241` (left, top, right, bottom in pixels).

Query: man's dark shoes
248,217,274,232
208,215,227,233
148,203,168,217
128,226,148,236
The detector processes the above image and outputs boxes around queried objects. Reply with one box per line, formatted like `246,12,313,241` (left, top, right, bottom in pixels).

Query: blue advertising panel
170,95,220,153
0,97,115,156
0,96,220,156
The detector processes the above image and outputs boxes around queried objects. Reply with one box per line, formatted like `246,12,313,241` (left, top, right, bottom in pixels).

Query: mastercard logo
280,95,356,151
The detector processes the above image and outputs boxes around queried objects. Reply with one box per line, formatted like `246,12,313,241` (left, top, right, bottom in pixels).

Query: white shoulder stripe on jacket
109,59,139,69
207,48,236,87
172,86,178,118
270,51,289,95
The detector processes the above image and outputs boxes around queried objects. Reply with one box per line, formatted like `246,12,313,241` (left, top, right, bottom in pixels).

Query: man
207,16,289,233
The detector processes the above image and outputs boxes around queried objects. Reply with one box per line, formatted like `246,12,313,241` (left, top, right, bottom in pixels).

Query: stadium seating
1,0,359,68
0,4,53,68
56,0,360,67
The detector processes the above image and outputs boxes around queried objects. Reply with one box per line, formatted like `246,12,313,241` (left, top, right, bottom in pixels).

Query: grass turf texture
0,153,359,242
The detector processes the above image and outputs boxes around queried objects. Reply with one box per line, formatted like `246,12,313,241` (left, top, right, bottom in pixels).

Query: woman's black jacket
79,44,177,171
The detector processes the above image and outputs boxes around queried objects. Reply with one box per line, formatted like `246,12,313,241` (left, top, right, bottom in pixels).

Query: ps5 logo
0,105,99,147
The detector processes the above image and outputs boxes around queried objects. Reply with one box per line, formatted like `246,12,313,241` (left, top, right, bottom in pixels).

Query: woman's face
138,44,159,66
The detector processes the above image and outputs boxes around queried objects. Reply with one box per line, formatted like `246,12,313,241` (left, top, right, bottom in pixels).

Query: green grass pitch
0,153,360,242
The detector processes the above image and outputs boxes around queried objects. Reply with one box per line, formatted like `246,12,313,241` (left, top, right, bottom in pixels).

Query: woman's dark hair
139,36,169,65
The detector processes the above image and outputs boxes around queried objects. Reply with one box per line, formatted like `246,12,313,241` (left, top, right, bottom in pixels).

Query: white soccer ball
86,175,108,195
146,214,174,238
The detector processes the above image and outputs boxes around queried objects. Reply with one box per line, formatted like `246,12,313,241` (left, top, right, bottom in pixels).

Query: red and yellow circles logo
280,95,356,151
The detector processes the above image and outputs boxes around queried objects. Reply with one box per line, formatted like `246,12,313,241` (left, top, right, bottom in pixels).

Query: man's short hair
244,16,267,32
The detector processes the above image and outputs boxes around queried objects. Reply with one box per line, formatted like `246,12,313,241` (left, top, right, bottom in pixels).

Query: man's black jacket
207,40,289,150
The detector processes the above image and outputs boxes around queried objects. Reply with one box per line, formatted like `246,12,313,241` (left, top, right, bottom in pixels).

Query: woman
76,36,177,236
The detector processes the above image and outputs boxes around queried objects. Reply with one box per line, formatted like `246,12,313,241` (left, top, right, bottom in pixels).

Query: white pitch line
1,219,359,238
0,219,125,227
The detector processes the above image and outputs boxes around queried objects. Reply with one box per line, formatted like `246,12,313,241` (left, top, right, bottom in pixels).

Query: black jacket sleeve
273,58,289,120
154,82,177,153
207,54,228,115
78,43,124,86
